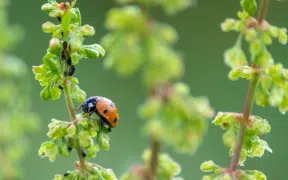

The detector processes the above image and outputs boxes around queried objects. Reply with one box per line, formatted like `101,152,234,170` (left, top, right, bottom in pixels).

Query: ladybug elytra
79,96,119,130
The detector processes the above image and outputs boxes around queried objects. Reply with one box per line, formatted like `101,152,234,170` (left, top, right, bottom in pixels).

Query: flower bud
200,160,217,172
42,21,57,33
49,38,62,55
81,25,95,36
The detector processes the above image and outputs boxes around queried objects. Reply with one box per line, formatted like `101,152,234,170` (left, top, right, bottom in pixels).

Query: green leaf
40,85,51,101
49,10,64,18
81,44,106,59
43,53,61,75
48,0,56,3
87,145,100,158
71,84,87,103
42,21,57,33
81,25,95,36
67,124,77,138
200,160,217,172
38,141,58,162
240,0,257,16
41,3,56,13
78,119,88,128
51,84,61,100
78,131,91,148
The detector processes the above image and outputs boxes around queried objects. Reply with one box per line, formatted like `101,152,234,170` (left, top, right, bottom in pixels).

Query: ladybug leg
76,104,82,111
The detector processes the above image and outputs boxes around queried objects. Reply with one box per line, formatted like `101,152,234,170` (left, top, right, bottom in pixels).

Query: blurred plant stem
149,137,160,180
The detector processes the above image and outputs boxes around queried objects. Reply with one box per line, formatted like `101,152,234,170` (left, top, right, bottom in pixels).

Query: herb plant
0,0,39,179
101,0,214,179
200,0,288,179
34,1,117,179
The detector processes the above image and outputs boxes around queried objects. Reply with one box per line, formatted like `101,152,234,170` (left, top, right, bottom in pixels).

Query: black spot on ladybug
114,118,118,123
104,109,108,114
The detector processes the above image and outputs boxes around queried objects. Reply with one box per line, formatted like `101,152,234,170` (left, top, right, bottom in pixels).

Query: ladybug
79,96,119,131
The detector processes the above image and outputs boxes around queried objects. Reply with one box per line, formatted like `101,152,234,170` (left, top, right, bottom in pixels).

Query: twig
257,0,269,24
63,78,86,171
229,66,259,176
149,138,160,180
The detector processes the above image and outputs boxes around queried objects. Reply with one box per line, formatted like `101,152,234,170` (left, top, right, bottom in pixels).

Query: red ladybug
79,96,119,131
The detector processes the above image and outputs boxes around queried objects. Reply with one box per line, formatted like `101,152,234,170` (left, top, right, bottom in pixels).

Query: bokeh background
5,0,288,179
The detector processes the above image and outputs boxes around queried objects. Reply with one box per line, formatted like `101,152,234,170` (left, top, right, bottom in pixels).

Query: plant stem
149,137,160,180
257,0,268,24
63,78,86,171
229,67,259,174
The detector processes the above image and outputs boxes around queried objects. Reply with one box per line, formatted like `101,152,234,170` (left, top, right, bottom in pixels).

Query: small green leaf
87,145,100,158
240,0,257,16
43,53,61,74
81,44,106,59
40,85,51,101
67,124,77,138
42,21,57,33
78,131,91,148
81,25,95,36
38,141,58,162
78,119,88,128
71,84,87,103
200,160,217,172
71,52,80,65
49,10,64,18
41,3,56,13
51,84,61,100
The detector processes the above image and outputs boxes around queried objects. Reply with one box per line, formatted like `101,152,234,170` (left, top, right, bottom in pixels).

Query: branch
149,138,160,180
229,66,259,174
63,78,86,171
257,0,269,24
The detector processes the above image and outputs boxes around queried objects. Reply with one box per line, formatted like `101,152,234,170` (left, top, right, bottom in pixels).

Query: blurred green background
5,0,288,179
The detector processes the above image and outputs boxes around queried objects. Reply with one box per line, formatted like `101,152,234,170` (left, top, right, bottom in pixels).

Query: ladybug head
96,97,119,128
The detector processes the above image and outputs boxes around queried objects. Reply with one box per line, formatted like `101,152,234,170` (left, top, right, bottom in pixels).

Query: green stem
229,67,259,173
63,78,86,171
257,0,268,24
